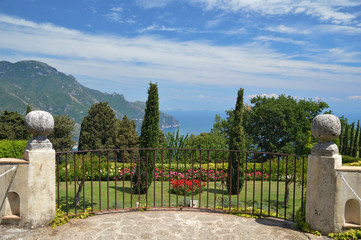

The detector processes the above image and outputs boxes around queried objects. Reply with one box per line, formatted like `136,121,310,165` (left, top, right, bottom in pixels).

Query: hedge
0,140,27,158
342,155,361,164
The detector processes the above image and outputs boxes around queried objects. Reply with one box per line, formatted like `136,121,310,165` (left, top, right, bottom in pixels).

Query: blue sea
334,112,361,124
163,110,361,137
162,110,227,136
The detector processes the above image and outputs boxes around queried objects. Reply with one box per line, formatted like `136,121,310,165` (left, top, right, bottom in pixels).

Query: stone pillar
0,110,55,228
306,114,342,234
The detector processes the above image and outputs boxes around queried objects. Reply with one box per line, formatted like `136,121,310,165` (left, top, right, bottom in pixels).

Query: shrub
342,155,361,164
0,140,27,158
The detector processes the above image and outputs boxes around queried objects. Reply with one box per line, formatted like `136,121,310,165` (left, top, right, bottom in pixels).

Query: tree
342,122,350,155
353,121,360,157
211,114,229,137
211,107,256,152
133,83,160,194
76,102,117,205
115,115,139,160
185,132,227,164
48,114,76,152
226,88,246,195
78,102,117,150
339,116,347,153
359,125,361,157
349,122,356,156
245,95,328,155
0,110,30,140
163,128,189,149
26,105,32,114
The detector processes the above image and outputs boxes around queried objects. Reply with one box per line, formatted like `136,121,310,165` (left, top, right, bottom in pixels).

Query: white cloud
0,14,360,96
105,12,122,22
136,0,172,9
105,7,138,24
105,6,124,23
196,94,218,100
314,24,361,35
266,24,361,36
205,17,223,29
246,94,279,99
192,0,360,25
222,27,246,35
138,24,180,33
255,36,306,45
110,7,123,12
348,96,361,100
265,25,310,34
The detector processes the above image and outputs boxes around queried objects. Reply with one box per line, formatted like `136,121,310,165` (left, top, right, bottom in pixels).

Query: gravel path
0,210,330,240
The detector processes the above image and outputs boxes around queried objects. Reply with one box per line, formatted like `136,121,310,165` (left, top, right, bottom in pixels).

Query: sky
0,0,360,121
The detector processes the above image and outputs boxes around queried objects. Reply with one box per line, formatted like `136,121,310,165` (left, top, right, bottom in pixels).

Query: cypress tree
339,120,345,154
359,126,361,158
354,120,360,157
133,83,159,194
115,115,139,160
349,122,355,156
78,102,117,150
226,88,245,195
343,123,349,156
115,115,139,149
26,105,32,114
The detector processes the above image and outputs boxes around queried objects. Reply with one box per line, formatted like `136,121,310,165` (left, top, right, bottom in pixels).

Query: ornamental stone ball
311,114,341,142
311,114,341,156
25,111,54,150
25,110,54,136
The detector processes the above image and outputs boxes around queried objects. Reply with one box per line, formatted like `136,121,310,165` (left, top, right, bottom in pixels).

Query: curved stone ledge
337,166,361,172
0,158,29,165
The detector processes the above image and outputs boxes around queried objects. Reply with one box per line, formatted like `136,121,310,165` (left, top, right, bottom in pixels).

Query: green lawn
57,179,304,220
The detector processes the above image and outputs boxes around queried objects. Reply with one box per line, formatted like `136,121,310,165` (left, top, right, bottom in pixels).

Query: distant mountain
0,60,179,138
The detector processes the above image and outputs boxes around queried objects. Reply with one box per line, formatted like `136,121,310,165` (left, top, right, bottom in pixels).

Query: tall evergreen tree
26,105,32,114
78,102,117,150
349,122,355,156
354,120,360,157
359,126,361,158
115,115,139,160
343,123,349,155
339,117,346,153
0,110,30,140
115,115,139,149
226,88,246,195
133,83,159,194
48,114,76,152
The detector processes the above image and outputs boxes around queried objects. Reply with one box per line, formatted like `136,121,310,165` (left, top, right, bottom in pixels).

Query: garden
56,149,306,221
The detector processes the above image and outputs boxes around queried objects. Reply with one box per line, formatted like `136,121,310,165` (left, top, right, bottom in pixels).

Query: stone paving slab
0,210,330,240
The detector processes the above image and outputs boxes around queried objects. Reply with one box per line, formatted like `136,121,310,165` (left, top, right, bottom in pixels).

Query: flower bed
115,165,271,182
154,168,227,181
169,178,206,195
245,171,269,181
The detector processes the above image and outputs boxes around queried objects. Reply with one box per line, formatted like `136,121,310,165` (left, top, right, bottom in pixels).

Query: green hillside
0,60,179,136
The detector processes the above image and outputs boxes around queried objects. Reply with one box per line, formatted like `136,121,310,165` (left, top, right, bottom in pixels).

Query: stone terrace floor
0,209,331,240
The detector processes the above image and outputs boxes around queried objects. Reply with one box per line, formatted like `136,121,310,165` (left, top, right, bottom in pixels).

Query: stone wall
306,114,361,234
0,111,55,228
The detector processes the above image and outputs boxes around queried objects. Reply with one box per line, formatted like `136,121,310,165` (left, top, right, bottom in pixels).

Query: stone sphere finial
25,111,54,150
311,114,341,156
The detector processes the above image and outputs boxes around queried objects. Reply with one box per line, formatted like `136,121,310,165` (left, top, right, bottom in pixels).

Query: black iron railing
56,148,306,221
